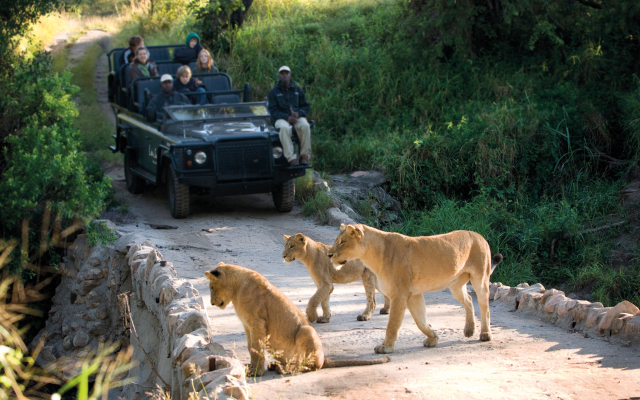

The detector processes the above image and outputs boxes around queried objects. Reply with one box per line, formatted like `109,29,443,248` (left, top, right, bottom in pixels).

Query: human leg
195,87,206,105
276,119,297,164
294,117,311,163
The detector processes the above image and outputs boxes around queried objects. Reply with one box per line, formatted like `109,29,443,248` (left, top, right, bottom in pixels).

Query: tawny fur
205,263,391,376
282,233,390,323
328,224,503,354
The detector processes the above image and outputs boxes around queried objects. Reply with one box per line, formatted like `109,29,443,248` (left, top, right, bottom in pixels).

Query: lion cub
205,263,390,376
282,233,390,323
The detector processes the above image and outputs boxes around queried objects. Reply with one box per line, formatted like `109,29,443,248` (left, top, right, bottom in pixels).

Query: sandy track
77,29,640,399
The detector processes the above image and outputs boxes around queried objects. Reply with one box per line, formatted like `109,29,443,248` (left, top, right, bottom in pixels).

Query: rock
340,204,361,221
516,283,530,289
223,376,249,400
96,310,108,320
181,352,215,378
622,316,640,335
176,311,209,337
86,268,103,280
70,322,81,332
326,207,357,227
115,233,145,254
541,289,565,305
557,300,577,316
586,306,609,329
570,300,594,323
88,320,110,336
63,335,73,350
40,346,57,362
77,279,100,296
489,282,503,301
75,296,86,305
611,313,635,333
61,325,69,337
173,334,209,364
598,301,640,333
544,294,566,313
73,331,90,348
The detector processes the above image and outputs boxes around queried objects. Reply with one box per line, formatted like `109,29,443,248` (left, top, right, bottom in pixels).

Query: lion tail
490,254,503,274
323,356,391,369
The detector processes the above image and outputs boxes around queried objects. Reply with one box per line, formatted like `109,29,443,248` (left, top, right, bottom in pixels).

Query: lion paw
423,334,439,348
246,364,265,377
379,308,389,315
316,316,331,323
306,312,318,322
480,332,492,342
357,314,371,321
464,324,475,338
374,344,394,354
268,362,284,374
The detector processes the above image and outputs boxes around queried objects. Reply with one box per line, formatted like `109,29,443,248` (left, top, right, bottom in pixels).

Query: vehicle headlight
273,146,283,159
195,151,207,164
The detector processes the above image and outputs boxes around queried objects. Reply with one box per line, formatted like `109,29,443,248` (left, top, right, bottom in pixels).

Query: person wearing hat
146,74,191,119
174,32,205,65
267,66,311,166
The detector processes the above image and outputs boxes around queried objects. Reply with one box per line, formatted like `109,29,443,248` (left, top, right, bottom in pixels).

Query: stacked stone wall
490,282,640,346
31,224,249,400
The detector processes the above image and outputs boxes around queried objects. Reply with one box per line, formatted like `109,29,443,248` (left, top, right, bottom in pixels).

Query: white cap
278,65,291,73
160,74,173,82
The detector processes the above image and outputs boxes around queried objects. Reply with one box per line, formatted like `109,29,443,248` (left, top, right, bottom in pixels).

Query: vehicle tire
272,179,295,213
167,164,190,219
124,148,146,194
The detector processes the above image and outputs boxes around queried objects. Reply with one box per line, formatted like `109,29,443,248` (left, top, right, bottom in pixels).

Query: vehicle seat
198,74,233,92
133,78,161,113
148,47,171,62
156,62,183,76
212,94,241,104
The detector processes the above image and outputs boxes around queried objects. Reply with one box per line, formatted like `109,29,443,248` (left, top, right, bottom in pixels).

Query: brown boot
299,154,309,165
289,159,299,166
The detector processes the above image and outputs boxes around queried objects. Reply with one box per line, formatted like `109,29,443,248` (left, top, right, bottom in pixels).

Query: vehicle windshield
165,103,269,122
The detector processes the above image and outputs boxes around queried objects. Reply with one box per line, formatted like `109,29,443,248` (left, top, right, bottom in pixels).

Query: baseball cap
278,65,291,73
160,74,173,82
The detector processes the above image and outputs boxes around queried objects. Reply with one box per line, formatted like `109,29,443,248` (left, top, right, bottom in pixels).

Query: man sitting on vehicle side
267,66,311,166
146,74,190,121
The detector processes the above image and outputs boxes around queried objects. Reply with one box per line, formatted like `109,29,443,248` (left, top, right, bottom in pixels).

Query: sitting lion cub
205,263,391,376
282,233,390,323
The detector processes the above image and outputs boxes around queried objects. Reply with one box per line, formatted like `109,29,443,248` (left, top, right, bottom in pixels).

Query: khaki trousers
276,117,311,162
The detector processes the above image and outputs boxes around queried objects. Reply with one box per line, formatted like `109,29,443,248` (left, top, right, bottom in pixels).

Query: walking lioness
205,263,391,376
328,224,502,354
282,233,390,323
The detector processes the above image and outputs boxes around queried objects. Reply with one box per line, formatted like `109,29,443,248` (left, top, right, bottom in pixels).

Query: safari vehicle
107,45,311,218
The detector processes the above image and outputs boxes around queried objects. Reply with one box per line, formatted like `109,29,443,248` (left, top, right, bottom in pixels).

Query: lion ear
346,225,364,239
284,234,291,241
205,269,220,280
295,233,306,243
340,223,346,232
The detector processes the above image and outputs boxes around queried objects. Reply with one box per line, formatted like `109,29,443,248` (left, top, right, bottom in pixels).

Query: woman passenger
174,65,207,105
129,46,158,82
195,49,219,74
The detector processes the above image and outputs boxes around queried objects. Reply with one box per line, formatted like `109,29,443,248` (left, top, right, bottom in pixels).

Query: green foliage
0,55,110,227
189,0,245,52
302,191,332,224
86,221,118,248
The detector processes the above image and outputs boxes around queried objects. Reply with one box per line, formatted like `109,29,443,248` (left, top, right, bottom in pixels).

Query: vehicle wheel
272,179,295,213
124,148,145,194
167,164,190,219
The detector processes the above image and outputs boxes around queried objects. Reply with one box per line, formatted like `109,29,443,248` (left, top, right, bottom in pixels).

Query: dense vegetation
198,0,638,305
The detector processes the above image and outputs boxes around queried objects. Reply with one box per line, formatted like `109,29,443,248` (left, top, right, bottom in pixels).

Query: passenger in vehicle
195,49,219,73
267,66,311,166
146,74,191,120
123,35,144,65
174,66,207,105
173,32,204,65
129,46,159,84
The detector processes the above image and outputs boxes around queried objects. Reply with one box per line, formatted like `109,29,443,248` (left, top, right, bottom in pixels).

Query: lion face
282,233,307,263
204,264,234,309
328,224,364,267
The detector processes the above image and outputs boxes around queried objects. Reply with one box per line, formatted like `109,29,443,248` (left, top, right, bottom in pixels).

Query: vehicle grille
216,140,272,181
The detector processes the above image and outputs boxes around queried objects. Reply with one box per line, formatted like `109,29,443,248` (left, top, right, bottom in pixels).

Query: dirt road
86,31,640,399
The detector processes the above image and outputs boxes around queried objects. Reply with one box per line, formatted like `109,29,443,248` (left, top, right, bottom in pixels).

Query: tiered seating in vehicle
109,44,250,117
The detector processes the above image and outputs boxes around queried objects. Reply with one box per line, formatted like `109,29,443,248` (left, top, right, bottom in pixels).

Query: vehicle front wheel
272,179,295,212
124,148,146,194
167,164,190,219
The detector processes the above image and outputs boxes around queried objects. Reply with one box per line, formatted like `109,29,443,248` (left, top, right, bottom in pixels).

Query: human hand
287,115,297,124
290,107,300,119
195,78,202,85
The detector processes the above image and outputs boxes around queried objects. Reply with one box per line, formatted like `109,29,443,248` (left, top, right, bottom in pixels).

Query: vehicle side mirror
147,108,157,123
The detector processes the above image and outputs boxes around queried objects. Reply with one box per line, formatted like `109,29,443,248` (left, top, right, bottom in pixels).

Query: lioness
328,224,503,354
205,263,391,376
282,233,390,323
